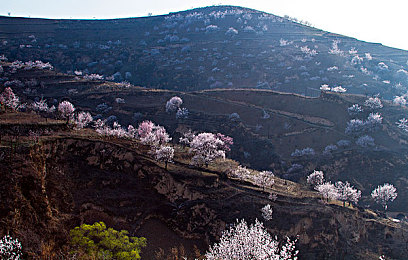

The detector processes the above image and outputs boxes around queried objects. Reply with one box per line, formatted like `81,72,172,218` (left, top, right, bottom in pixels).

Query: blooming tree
135,121,171,148
328,40,344,56
83,74,103,80
205,219,298,260
75,111,93,129
189,132,228,166
253,170,274,191
396,118,408,132
347,104,363,116
371,183,397,210
364,97,383,109
320,84,330,91
31,98,54,113
94,120,133,139
307,170,324,187
0,235,22,259
345,119,365,135
393,96,406,106
58,101,75,122
230,165,251,181
179,130,196,145
165,96,183,113
115,97,125,104
155,145,174,169
225,27,238,36
331,86,347,93
365,112,383,129
137,120,154,139
261,204,273,221
216,133,233,152
315,182,339,202
0,87,20,111
335,181,361,206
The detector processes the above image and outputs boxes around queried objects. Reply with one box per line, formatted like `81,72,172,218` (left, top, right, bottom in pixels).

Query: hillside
0,6,408,98
2,60,408,216
1,112,408,259
1,6,408,258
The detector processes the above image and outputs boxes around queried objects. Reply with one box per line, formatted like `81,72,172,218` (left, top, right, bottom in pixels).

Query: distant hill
1,5,408,98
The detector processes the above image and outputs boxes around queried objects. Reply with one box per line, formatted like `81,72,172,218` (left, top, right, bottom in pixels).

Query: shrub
291,147,315,157
323,144,338,156
337,139,351,147
69,222,146,260
176,108,189,119
356,135,375,147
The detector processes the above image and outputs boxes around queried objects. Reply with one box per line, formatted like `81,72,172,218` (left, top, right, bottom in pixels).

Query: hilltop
0,5,407,98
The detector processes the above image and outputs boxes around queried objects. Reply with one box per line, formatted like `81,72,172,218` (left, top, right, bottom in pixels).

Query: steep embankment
1,134,407,259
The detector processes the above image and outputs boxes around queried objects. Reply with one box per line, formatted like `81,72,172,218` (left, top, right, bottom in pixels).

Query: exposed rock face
1,137,408,259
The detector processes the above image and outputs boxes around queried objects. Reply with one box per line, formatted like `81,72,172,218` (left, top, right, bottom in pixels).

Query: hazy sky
1,0,407,51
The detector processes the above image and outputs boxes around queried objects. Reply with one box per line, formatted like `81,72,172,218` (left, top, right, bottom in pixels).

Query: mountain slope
1,6,408,98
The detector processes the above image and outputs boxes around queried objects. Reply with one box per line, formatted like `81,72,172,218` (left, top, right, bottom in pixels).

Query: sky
1,0,407,51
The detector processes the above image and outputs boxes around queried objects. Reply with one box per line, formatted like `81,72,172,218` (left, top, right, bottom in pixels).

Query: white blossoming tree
155,145,174,169
0,87,20,111
371,183,397,210
347,104,363,116
136,120,171,148
396,118,408,132
364,97,383,110
74,111,93,129
230,165,251,181
31,98,55,114
315,182,339,202
307,170,324,187
58,101,75,123
189,132,227,167
253,170,275,191
335,181,361,206
205,219,298,260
